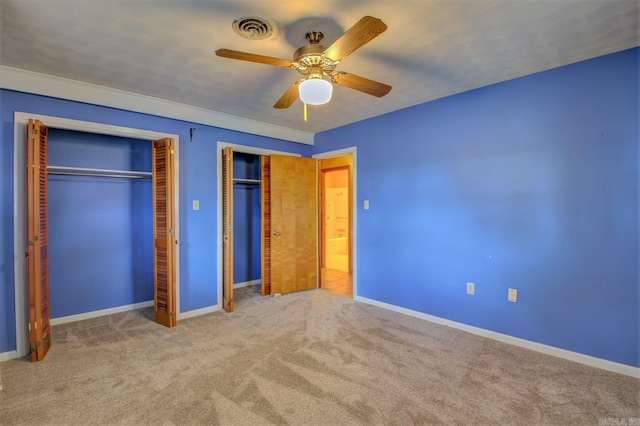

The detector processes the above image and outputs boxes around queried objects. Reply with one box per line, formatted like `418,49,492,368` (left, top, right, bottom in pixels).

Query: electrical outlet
466,282,475,295
508,288,518,303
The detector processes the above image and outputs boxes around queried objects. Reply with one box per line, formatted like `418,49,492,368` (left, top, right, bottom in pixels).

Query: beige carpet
1,287,638,425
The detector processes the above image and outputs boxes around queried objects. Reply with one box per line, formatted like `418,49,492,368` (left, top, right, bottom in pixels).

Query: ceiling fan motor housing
294,44,337,76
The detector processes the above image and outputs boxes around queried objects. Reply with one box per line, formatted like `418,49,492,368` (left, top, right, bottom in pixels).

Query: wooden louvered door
27,119,51,362
270,155,317,294
222,147,234,312
260,156,271,296
152,138,176,327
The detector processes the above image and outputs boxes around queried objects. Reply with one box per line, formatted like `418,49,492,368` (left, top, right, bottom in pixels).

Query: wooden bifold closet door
152,138,177,327
27,119,51,362
223,151,316,310
222,146,234,312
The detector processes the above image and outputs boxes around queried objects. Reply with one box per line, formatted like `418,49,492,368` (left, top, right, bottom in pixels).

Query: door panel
222,147,234,312
270,155,317,294
27,119,51,362
260,155,271,296
152,138,176,327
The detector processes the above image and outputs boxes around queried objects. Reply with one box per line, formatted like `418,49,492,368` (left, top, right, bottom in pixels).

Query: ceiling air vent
232,17,274,40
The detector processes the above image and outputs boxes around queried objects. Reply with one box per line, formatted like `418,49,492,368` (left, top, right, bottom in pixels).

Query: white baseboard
179,305,221,320
50,301,154,326
355,296,640,378
0,350,18,362
234,279,261,289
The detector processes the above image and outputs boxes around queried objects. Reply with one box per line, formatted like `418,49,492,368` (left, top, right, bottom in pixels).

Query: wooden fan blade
274,81,302,109
323,16,387,61
215,49,294,68
333,72,391,97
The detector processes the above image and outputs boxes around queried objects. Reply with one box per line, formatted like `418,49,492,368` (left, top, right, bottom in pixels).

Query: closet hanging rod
233,178,261,185
47,165,152,179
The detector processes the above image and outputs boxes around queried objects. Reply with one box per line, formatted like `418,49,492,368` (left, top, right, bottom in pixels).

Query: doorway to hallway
319,154,353,298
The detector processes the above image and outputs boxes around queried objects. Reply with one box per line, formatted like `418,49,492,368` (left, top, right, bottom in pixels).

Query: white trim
216,141,302,308
355,296,640,378
313,147,358,298
49,301,154,326
0,351,18,362
13,112,181,358
234,279,261,289
179,305,221,320
1,65,314,145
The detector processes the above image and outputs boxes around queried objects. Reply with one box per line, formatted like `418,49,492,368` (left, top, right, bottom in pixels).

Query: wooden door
152,138,177,327
260,156,271,296
27,119,51,362
270,155,317,294
222,147,234,312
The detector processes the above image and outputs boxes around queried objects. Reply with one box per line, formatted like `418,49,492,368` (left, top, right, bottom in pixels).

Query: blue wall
0,90,311,354
314,48,639,367
47,129,153,317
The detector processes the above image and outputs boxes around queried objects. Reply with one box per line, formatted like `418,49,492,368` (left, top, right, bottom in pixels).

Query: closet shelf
47,165,152,179
233,178,261,185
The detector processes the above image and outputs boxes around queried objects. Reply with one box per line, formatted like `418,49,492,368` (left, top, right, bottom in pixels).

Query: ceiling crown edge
0,66,314,145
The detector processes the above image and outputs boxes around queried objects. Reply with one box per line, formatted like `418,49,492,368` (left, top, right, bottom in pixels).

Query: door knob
273,231,280,236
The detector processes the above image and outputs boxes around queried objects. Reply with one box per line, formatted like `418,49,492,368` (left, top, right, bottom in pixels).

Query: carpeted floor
1,287,638,425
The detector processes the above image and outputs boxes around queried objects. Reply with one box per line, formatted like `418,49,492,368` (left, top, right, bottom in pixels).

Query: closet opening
13,113,180,360
218,142,317,312
47,129,154,324
232,152,263,303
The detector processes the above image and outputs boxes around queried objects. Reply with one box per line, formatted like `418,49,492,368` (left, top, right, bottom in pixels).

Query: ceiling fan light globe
299,78,332,105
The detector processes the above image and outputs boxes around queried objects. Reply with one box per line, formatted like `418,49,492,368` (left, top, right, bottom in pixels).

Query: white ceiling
1,0,638,135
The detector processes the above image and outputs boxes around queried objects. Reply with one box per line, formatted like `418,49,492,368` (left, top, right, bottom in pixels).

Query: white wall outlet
466,282,475,295
364,200,369,210
193,200,200,211
508,288,518,302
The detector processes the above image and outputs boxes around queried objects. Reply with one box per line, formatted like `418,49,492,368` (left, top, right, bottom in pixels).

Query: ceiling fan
215,16,392,110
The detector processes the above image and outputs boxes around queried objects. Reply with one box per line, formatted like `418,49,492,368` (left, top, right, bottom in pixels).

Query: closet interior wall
47,129,154,319
232,152,261,287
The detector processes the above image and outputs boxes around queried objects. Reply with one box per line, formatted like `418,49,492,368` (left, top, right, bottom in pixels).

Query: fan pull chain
303,102,308,122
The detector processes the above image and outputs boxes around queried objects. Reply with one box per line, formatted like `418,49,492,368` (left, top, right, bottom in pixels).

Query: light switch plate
193,200,200,211
466,282,475,295
364,200,369,210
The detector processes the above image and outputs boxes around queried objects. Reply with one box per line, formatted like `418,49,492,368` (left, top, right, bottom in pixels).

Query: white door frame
312,147,357,298
13,111,181,358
